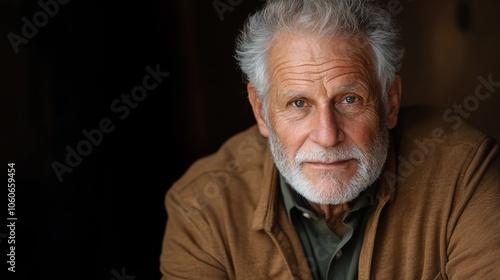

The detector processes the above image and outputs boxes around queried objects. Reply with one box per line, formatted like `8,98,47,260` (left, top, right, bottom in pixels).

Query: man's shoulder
175,124,267,185
396,104,493,150
392,104,498,184
165,124,269,213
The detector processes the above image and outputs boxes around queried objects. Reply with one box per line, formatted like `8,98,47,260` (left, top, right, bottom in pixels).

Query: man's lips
303,159,353,170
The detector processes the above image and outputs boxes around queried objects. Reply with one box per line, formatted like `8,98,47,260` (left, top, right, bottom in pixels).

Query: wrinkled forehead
270,32,373,67
267,33,376,86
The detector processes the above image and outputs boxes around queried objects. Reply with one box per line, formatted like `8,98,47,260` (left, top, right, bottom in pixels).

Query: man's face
263,33,390,205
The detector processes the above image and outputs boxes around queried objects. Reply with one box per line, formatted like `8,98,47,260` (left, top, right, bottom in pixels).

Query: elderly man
160,0,500,279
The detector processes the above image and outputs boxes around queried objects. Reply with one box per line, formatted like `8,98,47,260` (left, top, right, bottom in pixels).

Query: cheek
271,115,308,155
343,108,381,145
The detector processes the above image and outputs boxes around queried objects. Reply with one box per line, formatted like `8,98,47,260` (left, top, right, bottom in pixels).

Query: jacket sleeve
159,184,229,280
445,137,500,279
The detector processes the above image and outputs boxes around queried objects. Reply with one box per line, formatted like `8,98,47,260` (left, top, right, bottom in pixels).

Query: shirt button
335,250,343,259
302,212,311,219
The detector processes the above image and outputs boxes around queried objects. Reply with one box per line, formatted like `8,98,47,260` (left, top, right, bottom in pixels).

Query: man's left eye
343,96,358,104
292,100,307,107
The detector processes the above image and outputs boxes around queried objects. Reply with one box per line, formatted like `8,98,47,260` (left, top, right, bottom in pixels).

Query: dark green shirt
280,175,378,280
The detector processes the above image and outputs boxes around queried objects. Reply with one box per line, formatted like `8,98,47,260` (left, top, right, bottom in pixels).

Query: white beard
268,126,389,205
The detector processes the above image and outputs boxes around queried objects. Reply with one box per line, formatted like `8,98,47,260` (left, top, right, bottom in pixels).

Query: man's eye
343,96,358,104
292,100,306,107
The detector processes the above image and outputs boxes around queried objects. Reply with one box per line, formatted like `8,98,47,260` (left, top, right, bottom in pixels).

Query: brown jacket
160,106,500,279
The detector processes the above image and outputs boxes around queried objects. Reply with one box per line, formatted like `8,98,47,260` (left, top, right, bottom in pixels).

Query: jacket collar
251,140,280,231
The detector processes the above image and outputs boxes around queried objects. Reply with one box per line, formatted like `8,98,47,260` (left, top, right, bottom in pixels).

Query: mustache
295,145,364,163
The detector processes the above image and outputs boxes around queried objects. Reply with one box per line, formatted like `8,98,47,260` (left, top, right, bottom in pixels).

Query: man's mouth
303,159,354,170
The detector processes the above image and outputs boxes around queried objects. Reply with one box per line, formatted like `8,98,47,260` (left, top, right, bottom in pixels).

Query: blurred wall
1,1,178,279
392,0,500,141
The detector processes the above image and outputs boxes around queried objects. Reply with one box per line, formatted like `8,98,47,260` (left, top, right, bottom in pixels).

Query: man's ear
247,83,270,137
386,74,402,129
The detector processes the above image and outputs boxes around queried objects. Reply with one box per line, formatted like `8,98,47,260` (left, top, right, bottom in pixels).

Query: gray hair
235,0,404,106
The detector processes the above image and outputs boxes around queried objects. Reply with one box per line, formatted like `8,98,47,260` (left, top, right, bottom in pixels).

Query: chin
290,176,366,205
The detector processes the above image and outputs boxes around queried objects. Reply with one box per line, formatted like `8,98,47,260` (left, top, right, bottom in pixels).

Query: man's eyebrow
282,90,308,98
282,84,365,97
338,83,363,92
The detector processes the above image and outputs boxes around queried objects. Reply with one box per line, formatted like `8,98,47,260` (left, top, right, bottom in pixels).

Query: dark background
1,0,499,279
1,1,260,279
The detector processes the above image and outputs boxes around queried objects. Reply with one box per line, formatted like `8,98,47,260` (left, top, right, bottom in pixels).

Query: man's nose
309,105,345,148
